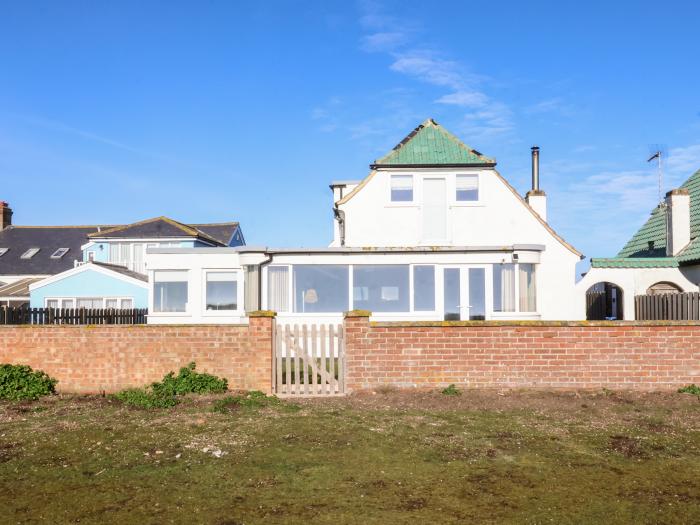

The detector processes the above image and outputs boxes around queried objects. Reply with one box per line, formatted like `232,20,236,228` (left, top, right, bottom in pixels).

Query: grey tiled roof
91,262,148,282
0,226,108,276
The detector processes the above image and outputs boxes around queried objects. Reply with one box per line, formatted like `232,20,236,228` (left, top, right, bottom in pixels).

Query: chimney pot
0,201,12,230
526,147,547,221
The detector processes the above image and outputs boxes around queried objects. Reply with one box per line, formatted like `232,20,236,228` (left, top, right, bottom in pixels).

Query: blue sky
2,1,700,267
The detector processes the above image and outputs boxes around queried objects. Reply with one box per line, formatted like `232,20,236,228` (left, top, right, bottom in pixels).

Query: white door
422,178,447,241
443,266,488,320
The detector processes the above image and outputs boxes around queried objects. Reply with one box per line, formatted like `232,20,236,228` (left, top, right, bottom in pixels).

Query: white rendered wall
574,266,700,320
337,168,581,320
146,251,247,325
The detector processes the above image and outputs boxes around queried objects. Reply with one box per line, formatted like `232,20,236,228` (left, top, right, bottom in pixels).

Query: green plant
212,391,281,412
114,388,178,409
0,364,58,401
115,362,227,409
441,384,461,396
678,384,700,396
151,362,228,397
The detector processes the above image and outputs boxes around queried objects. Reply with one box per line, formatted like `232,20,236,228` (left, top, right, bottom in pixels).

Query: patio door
443,266,487,320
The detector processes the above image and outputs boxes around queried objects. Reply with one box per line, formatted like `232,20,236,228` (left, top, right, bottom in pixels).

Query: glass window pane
46,299,59,309
413,266,435,311
443,269,461,320
121,298,133,309
154,271,188,312
519,264,536,312
493,264,516,312
391,175,413,202
77,298,102,309
423,178,447,239
61,299,74,309
206,272,238,310
268,266,289,312
293,265,348,313
353,265,409,312
105,299,118,309
468,268,486,320
456,174,479,201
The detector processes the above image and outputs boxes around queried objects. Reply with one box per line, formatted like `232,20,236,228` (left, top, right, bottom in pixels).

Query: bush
151,362,228,397
678,384,700,396
114,388,178,409
115,362,227,409
441,384,462,396
0,364,57,401
212,391,281,413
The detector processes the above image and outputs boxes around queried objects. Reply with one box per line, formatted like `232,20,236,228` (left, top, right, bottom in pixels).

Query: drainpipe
333,206,346,247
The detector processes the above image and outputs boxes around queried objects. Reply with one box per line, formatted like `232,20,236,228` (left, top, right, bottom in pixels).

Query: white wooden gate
273,323,345,396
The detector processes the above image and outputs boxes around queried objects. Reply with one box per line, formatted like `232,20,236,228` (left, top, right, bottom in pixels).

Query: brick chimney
525,146,547,221
665,189,690,256
0,202,12,230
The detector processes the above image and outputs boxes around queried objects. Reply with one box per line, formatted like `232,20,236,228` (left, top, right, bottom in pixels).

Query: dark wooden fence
0,307,148,325
586,291,607,320
635,292,700,321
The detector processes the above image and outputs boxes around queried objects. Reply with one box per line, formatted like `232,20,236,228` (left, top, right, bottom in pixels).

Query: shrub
212,391,281,413
115,362,227,409
441,384,462,396
678,384,700,396
0,364,57,401
114,388,178,409
152,362,228,397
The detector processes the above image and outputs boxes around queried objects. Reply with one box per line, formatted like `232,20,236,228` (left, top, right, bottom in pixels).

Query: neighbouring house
576,169,700,320
0,202,111,307
0,203,245,310
28,216,244,309
146,118,584,324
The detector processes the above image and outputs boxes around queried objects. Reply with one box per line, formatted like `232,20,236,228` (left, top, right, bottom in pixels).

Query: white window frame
44,297,135,309
0,248,8,257
50,248,70,259
453,173,481,205
21,248,40,259
388,174,416,205
421,176,449,244
490,262,539,317
150,270,190,316
201,269,244,317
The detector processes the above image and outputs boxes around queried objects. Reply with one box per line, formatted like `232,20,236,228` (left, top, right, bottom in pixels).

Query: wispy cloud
524,97,574,116
667,143,700,175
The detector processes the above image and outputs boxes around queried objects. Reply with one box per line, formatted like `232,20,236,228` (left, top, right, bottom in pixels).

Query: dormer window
456,174,479,201
0,248,7,257
21,248,40,259
51,248,70,259
391,175,413,202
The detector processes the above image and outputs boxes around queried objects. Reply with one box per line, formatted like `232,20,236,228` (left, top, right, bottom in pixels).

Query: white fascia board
29,263,149,291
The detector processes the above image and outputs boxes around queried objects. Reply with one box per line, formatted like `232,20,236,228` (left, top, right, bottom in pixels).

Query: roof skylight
0,248,7,257
21,248,40,259
50,248,70,259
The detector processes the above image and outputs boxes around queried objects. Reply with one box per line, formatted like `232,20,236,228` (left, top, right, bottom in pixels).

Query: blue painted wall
30,268,148,308
81,240,197,262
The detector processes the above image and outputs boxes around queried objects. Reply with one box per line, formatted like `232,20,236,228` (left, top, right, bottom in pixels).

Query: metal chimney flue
531,146,540,191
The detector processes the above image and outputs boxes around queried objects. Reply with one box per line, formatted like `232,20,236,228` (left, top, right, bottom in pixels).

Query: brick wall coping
0,323,251,329
370,320,700,328
344,310,372,318
247,310,277,318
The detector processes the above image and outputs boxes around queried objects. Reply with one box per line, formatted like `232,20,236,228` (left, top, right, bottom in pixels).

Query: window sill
450,202,484,208
385,203,419,208
149,311,190,317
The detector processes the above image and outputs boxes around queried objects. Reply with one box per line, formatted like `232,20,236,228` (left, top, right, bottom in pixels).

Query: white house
576,170,700,320
146,118,584,324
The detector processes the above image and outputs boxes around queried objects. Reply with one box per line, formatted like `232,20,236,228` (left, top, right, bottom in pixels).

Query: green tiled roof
590,257,679,268
617,168,700,264
372,118,496,167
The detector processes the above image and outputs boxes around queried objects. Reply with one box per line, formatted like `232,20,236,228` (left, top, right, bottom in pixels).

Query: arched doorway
646,282,682,295
586,282,624,320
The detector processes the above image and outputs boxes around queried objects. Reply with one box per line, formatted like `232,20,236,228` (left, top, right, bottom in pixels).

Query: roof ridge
373,118,495,166
8,225,117,229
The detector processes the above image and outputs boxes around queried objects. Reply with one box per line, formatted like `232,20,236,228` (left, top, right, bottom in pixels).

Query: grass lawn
1,388,699,524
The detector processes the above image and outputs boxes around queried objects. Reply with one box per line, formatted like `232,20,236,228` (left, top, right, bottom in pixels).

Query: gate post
247,310,276,394
343,310,371,393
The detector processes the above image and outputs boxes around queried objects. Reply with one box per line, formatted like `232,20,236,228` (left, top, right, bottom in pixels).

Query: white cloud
667,144,700,176
524,97,574,116
435,90,489,108
361,31,407,52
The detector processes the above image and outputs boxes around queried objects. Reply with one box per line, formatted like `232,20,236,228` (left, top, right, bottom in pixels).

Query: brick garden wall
343,312,700,391
0,314,273,394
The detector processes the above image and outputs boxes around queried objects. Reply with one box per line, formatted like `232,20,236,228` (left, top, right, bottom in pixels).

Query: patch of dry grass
1,389,699,524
